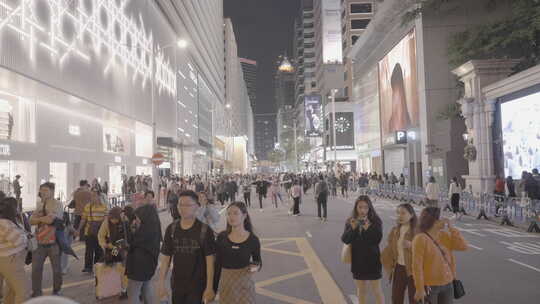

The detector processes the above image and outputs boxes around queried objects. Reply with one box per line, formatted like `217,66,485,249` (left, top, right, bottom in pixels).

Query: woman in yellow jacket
97,207,128,298
412,207,468,304
381,203,417,304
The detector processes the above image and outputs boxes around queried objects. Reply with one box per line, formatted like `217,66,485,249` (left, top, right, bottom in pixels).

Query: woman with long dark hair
341,195,385,304
215,202,261,304
382,203,418,304
412,207,468,304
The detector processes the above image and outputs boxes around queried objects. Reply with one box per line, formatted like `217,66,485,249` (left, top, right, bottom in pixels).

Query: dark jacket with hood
125,204,162,281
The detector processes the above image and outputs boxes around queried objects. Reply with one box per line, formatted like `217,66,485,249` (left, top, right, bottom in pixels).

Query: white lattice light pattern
0,0,176,95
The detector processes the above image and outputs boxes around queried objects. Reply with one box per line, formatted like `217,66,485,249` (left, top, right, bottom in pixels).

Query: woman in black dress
341,195,385,304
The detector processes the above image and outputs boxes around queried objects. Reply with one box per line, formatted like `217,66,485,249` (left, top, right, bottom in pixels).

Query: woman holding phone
215,202,261,304
341,195,385,304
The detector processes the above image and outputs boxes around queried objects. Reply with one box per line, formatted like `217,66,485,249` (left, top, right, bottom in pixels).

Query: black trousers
84,235,103,270
244,192,251,207
172,288,204,304
293,197,301,215
317,195,328,219
258,193,264,209
451,194,460,213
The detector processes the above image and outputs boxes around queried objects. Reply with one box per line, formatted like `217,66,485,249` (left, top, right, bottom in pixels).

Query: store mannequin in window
388,64,411,133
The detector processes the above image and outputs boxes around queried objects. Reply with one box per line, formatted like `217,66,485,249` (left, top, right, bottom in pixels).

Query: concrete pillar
452,59,519,194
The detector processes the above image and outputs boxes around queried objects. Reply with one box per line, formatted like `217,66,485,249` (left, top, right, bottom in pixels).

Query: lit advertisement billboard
305,95,322,137
328,112,355,150
321,0,343,64
501,91,540,179
378,30,419,143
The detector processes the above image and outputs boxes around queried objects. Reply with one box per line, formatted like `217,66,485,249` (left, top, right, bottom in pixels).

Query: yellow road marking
296,238,347,304
256,287,317,304
255,269,311,288
261,247,303,257
44,279,94,292
262,239,295,248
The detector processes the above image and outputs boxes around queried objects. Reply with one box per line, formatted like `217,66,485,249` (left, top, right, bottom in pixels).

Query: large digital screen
305,95,322,137
328,112,355,150
378,30,419,142
501,91,540,179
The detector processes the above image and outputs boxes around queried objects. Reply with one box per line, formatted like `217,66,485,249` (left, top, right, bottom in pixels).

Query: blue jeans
61,233,73,273
127,279,156,304
426,283,453,304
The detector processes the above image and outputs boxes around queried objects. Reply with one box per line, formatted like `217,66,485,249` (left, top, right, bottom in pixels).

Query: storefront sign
395,131,407,144
68,125,80,136
114,156,122,163
142,159,148,165
0,144,10,156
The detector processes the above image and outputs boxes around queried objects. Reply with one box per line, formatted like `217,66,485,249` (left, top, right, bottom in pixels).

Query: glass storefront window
0,91,36,143
109,165,124,195
0,160,37,210
103,126,130,154
135,122,152,157
49,162,68,203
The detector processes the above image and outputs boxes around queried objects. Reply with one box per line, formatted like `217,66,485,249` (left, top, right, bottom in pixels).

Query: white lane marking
483,228,540,238
455,226,487,237
468,243,483,250
306,231,312,238
508,258,540,273
500,241,540,255
348,294,358,304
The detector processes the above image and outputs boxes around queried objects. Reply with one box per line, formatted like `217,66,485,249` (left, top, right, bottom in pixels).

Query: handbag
424,233,466,299
340,243,351,264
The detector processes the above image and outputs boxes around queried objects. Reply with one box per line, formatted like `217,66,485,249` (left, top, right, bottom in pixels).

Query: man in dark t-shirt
158,190,216,304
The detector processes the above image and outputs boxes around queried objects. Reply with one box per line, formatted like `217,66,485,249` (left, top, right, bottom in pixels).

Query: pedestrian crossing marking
256,269,311,288
262,247,304,257
500,241,540,255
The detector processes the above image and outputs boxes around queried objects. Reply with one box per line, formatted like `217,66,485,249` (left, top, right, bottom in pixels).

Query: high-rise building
254,114,277,160
341,1,376,100
294,0,317,107
275,56,296,159
239,58,258,109
223,18,254,173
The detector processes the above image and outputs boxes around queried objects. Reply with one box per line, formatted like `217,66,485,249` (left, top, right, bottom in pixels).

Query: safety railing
365,183,540,230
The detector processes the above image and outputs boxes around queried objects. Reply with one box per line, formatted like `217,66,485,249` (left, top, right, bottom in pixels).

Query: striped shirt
82,203,108,235
0,219,26,257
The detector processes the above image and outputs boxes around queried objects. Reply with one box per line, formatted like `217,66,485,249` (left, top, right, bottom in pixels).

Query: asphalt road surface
33,190,540,303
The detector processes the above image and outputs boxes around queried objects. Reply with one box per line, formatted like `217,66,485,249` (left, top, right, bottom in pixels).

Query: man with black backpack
315,175,329,222
158,190,216,304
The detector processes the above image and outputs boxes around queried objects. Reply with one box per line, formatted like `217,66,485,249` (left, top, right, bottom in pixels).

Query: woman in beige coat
381,203,417,304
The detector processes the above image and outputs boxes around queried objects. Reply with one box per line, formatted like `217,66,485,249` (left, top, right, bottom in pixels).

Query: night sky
224,0,300,115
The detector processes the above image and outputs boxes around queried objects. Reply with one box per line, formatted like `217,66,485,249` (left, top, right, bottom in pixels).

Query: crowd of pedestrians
1,167,539,303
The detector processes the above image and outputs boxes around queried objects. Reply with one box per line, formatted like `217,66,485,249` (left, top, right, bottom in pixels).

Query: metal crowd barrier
365,183,540,229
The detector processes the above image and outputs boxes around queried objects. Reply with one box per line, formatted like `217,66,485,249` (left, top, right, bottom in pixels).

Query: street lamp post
293,119,298,172
331,89,337,170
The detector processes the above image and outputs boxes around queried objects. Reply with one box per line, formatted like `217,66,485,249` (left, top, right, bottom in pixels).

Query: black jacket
125,204,162,281
341,222,383,277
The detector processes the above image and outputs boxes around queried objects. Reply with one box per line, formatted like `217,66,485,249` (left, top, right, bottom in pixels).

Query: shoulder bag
340,243,351,264
86,205,103,237
424,233,465,299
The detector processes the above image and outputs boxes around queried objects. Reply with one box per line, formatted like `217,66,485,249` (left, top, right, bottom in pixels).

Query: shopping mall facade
0,0,225,209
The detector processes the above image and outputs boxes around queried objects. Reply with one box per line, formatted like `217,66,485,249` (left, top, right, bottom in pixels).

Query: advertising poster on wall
328,112,355,150
378,30,419,143
321,0,343,64
305,95,322,137
103,126,130,154
501,91,540,179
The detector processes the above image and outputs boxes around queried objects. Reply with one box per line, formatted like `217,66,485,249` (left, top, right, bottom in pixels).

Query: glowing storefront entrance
0,160,36,210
